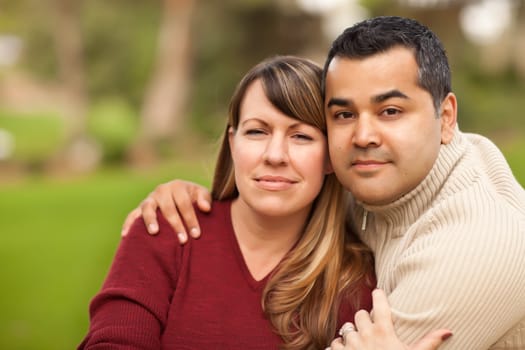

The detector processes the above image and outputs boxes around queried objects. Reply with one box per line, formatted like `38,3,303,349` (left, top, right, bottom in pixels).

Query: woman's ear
439,92,457,144
228,126,235,148
324,157,334,175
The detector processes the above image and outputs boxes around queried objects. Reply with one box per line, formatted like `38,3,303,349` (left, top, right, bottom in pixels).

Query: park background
1,0,524,349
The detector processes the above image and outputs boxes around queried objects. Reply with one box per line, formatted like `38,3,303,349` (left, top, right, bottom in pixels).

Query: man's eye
382,108,400,116
334,111,355,119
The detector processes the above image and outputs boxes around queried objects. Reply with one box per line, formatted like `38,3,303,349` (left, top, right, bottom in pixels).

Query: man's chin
351,188,397,206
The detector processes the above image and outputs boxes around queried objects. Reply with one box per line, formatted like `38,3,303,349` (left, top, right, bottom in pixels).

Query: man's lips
351,159,389,171
352,160,387,166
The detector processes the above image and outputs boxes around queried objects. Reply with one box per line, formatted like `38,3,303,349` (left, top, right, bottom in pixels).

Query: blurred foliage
82,0,160,107
0,1,524,349
0,110,64,165
454,63,525,135
504,139,525,180
1,0,522,165
189,1,325,138
0,0,325,149
87,97,138,162
0,0,58,79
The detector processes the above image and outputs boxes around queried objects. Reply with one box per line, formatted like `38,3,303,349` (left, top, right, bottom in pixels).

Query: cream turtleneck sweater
353,128,525,349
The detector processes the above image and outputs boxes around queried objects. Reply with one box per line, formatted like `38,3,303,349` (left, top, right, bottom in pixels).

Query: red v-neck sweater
79,200,374,349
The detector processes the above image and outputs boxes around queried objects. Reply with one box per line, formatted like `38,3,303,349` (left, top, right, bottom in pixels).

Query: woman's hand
121,180,212,243
328,289,452,350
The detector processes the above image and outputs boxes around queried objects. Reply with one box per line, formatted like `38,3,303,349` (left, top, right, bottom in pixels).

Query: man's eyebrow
372,89,409,104
326,97,354,109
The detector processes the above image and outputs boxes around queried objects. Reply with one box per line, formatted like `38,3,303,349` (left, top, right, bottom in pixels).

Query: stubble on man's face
324,48,444,205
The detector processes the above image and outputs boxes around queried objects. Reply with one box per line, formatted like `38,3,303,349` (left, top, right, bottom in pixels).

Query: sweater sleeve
78,215,180,349
386,204,525,349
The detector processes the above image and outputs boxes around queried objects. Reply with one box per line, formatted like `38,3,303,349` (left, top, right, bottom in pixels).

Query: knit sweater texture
353,128,525,349
79,199,374,349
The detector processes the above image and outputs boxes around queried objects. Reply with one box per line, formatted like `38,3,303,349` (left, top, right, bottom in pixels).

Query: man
123,16,525,349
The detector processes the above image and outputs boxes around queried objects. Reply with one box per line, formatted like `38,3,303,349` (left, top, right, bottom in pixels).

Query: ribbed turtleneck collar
356,127,467,238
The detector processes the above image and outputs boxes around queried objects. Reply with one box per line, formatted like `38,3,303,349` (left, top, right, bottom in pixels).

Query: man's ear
439,92,457,144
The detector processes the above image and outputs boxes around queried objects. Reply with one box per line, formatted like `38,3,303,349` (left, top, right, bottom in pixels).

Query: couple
80,16,525,349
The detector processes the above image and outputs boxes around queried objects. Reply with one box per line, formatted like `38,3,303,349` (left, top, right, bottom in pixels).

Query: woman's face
229,79,331,218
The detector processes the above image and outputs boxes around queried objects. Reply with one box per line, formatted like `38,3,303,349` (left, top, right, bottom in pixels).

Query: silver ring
339,322,356,338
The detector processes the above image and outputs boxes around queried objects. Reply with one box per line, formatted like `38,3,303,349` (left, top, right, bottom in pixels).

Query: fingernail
177,232,187,243
190,227,200,238
148,223,158,234
442,332,453,341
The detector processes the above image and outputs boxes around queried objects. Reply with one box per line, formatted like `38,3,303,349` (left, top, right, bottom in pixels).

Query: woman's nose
263,134,288,165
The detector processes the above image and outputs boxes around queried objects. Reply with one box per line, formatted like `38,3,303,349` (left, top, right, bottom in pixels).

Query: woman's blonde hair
211,55,373,350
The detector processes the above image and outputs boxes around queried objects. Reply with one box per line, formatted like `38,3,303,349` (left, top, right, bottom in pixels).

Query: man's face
324,46,454,205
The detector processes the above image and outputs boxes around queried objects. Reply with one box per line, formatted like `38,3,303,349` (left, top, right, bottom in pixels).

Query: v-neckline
224,201,276,291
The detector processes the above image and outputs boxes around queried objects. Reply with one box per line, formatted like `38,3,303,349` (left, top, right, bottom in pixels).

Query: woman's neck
230,198,310,281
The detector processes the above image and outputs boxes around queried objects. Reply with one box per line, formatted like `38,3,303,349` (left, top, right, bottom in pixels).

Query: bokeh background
1,0,524,348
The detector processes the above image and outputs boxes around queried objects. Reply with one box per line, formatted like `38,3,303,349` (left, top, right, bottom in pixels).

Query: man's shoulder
440,131,525,221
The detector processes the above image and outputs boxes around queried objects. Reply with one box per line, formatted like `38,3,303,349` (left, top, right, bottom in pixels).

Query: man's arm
384,220,525,349
121,180,212,243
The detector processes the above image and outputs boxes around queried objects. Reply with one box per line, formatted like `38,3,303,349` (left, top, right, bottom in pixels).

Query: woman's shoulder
194,199,234,230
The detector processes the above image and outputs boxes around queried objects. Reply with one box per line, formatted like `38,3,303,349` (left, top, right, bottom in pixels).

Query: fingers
125,180,211,244
171,186,211,240
160,188,194,243
173,181,212,239
155,180,210,243
140,196,162,235
329,337,346,350
410,330,452,350
339,321,361,349
370,289,393,330
331,290,451,350
195,186,212,212
410,329,452,350
121,207,141,237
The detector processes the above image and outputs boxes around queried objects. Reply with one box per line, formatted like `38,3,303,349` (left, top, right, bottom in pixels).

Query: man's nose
352,115,380,148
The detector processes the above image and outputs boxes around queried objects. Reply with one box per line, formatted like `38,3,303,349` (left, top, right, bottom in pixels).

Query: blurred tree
1,0,521,170
363,0,465,64
515,1,525,77
129,0,196,164
50,0,101,172
82,0,159,108
189,0,324,139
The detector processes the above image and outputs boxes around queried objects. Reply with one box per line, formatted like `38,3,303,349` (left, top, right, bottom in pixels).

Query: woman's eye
292,133,313,141
245,129,265,135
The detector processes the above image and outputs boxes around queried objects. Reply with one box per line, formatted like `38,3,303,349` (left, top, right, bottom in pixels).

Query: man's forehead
325,54,420,94
327,47,417,72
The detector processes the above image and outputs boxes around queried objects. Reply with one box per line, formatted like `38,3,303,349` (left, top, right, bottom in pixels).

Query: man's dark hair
322,16,451,113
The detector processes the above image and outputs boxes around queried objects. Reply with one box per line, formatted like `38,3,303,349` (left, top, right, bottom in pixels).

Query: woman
79,55,375,349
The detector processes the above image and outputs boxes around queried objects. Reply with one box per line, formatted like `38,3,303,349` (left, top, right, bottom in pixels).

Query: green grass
0,162,212,350
0,143,523,350
500,139,525,185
